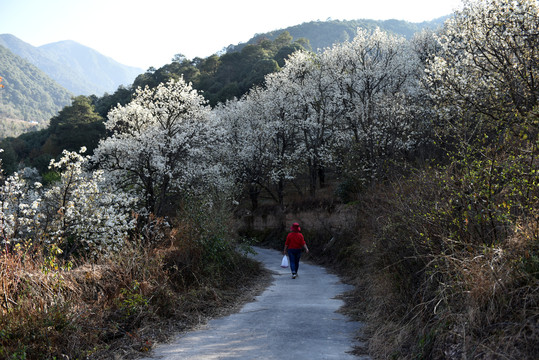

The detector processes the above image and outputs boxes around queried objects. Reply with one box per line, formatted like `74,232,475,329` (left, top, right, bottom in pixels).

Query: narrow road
142,247,368,360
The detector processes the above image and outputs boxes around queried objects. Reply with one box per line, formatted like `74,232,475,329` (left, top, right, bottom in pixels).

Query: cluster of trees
0,32,310,174
1,0,537,254
75,26,429,220
130,31,310,106
233,17,446,54
218,27,428,209
0,96,104,175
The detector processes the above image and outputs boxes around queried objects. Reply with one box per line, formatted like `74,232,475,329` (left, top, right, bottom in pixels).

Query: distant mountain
227,17,449,53
0,34,143,96
0,44,72,132
39,40,143,95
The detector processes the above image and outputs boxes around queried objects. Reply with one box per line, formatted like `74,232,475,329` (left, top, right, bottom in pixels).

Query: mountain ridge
226,17,448,53
0,34,143,96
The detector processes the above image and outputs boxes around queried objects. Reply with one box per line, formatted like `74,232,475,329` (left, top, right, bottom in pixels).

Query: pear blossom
94,78,226,216
425,0,539,129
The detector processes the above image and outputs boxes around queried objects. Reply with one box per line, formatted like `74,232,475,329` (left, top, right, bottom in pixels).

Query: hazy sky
0,0,463,70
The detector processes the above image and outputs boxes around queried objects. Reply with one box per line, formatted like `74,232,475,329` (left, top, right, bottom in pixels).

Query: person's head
290,222,301,232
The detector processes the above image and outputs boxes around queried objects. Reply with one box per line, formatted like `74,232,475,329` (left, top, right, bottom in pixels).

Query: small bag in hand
280,255,289,268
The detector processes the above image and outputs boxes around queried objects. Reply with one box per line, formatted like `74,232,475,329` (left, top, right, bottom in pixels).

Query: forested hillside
0,17,441,140
0,45,72,136
0,1,538,358
0,32,310,173
130,31,309,107
228,17,447,53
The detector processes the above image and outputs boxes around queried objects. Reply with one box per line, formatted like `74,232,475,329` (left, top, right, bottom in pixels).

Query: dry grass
346,168,539,360
0,216,266,359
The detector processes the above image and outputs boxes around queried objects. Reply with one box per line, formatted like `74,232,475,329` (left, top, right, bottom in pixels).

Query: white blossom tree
325,27,422,178
425,0,539,142
216,98,270,210
0,148,136,257
254,73,305,206
41,148,136,257
279,50,344,195
0,163,42,248
93,78,224,216
218,28,427,201
218,83,302,208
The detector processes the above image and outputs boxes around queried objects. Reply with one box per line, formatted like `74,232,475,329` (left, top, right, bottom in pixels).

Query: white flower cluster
0,148,136,256
0,171,42,245
216,27,425,201
94,78,227,215
425,0,539,121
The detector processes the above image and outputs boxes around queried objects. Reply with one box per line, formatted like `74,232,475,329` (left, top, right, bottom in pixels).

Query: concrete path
142,247,368,360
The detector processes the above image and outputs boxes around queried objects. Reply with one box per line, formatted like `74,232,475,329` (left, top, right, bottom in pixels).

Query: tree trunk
309,165,317,197
277,179,284,208
318,166,326,188
249,183,260,211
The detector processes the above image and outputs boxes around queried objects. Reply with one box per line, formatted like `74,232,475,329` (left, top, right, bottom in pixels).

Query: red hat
290,222,301,232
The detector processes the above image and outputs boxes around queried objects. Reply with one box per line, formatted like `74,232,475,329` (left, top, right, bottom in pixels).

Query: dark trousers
287,248,302,274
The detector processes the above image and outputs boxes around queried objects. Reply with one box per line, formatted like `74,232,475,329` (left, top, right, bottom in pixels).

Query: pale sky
0,0,463,70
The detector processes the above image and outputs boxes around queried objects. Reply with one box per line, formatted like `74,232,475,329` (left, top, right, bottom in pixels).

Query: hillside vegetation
0,17,440,140
0,1,538,359
229,17,446,52
0,45,72,136
0,32,310,172
0,35,142,139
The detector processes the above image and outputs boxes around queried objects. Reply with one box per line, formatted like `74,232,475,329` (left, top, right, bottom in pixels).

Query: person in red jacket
283,222,309,279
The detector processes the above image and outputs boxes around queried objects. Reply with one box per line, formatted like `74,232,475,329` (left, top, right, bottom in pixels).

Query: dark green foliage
334,176,363,204
128,32,307,106
91,86,133,118
0,142,18,174
274,43,304,67
47,96,105,153
0,129,50,173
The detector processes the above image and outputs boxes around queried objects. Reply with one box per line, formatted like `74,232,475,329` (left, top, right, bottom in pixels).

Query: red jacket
285,232,305,249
